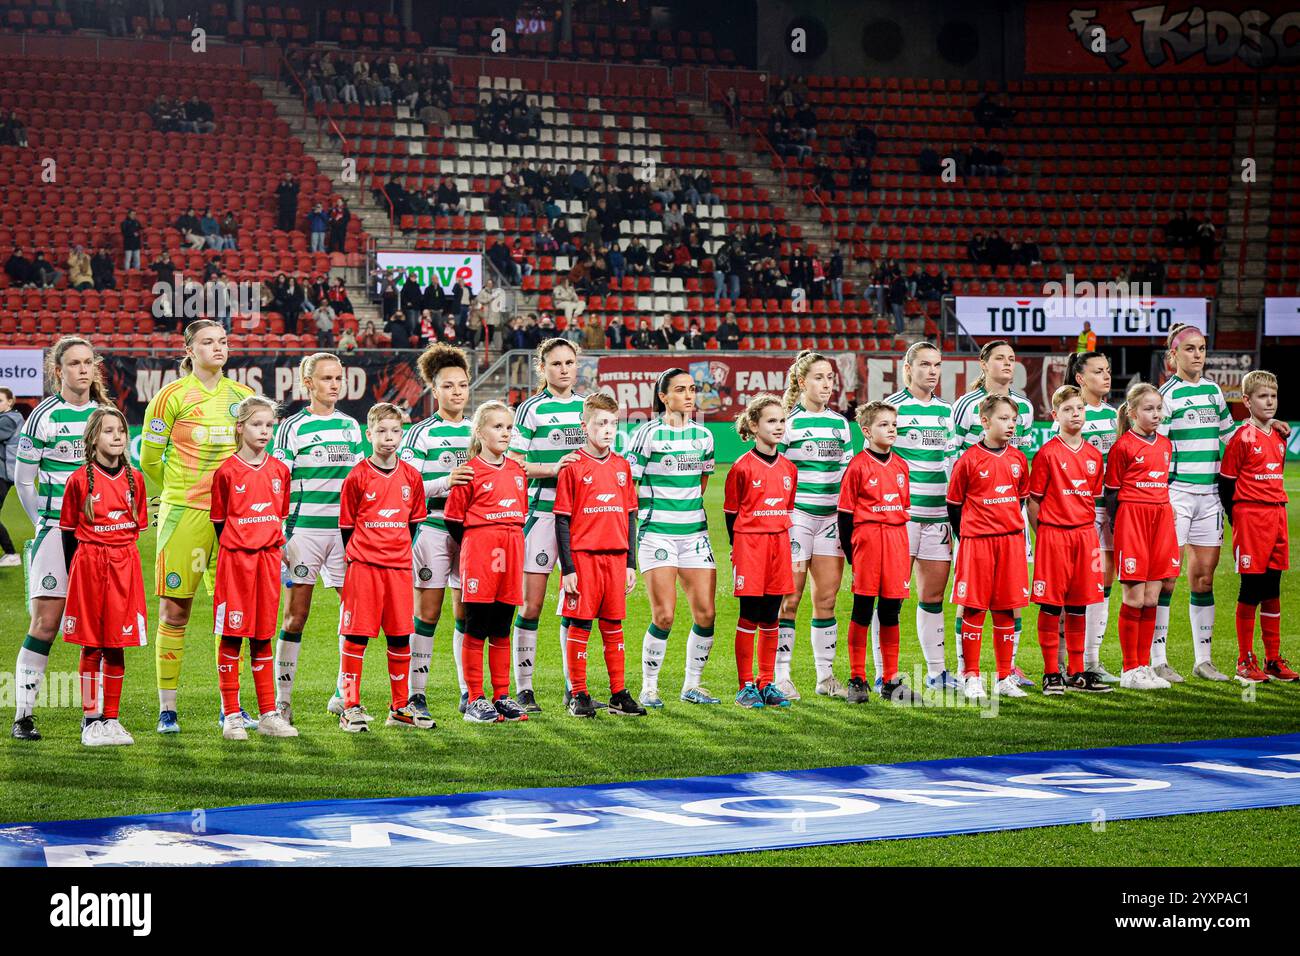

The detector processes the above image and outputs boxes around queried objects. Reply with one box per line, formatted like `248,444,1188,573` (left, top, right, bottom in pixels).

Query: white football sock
1190,594,1215,666
641,624,668,689
774,619,795,682
917,603,946,676
870,612,883,682
1150,602,1171,667
1085,599,1107,664
409,626,434,697
683,624,715,688
336,633,346,696
512,618,538,692
810,617,838,681
558,620,569,690
274,637,302,705
452,625,467,695
954,613,965,673
14,640,53,720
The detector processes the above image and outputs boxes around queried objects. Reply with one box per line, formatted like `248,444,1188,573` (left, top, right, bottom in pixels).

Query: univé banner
1025,1,1300,74
372,250,483,295
955,295,1209,339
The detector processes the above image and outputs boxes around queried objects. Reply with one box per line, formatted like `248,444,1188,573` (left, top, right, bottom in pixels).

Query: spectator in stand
606,242,626,285
4,247,32,288
973,93,1016,133
788,245,812,297
625,235,649,276
716,311,741,350
713,244,739,303
435,175,463,215
121,210,142,271
1020,234,1042,266
633,319,669,351
422,275,446,318
174,207,204,251
662,202,686,234
400,271,423,331
844,122,877,160
812,156,837,198
487,234,517,284
197,207,221,249
606,316,628,350
829,246,845,302
810,255,827,301
184,96,216,134
967,231,988,265
582,312,605,350
328,198,350,253
682,323,706,351
275,173,300,232
375,267,399,321
313,300,337,347
474,279,505,348
328,277,354,316
510,238,532,279
1196,219,1217,266
888,271,908,333
30,252,58,289
307,203,328,253
918,147,941,176
337,326,358,354
1076,321,1098,354
90,246,115,291
219,210,239,250
1164,210,1189,248
357,320,381,350
66,246,93,290
450,278,472,340
0,110,28,148
723,87,742,128
553,277,586,324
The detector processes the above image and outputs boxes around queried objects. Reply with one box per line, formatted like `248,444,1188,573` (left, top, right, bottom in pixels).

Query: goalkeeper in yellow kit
140,320,254,734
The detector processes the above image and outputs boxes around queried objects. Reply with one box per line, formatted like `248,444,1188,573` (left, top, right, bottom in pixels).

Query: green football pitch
1,467,1297,866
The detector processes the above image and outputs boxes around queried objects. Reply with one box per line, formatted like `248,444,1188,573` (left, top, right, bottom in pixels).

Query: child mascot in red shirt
59,405,148,747
210,395,297,740
1219,370,1296,683
336,403,429,732
1103,382,1181,690
838,401,918,704
443,400,532,724
554,393,646,718
946,394,1031,700
724,394,798,709
1027,386,1111,695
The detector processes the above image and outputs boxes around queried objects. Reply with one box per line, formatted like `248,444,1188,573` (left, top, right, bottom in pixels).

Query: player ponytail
735,393,783,441
80,405,134,522
179,319,225,374
467,400,513,459
652,367,691,415
901,340,940,388
416,342,470,389
1064,350,1105,394
1116,381,1160,439
300,351,342,384
532,338,579,395
782,350,831,410
45,336,112,405
972,339,1012,393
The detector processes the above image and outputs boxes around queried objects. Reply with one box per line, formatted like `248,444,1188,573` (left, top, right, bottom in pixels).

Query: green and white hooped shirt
17,395,96,528
951,386,1034,454
778,403,853,519
624,417,715,537
885,388,955,524
399,412,473,532
1158,375,1234,495
508,388,587,515
272,407,364,533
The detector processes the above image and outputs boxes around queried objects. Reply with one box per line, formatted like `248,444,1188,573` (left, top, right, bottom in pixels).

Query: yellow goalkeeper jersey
140,372,255,509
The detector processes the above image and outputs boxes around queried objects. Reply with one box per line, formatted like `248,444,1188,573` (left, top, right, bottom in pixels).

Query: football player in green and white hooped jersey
1153,323,1290,682
1059,350,1120,682
506,338,587,713
949,339,1035,686
10,337,107,741
625,368,721,708
878,341,962,692
775,351,853,700
399,344,475,721
271,353,364,724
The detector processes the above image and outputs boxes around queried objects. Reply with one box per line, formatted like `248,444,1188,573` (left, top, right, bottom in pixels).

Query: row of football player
8,326,1293,745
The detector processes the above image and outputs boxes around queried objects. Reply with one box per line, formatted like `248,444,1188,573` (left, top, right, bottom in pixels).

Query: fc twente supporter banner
372,250,483,294
578,353,854,423
1264,297,1300,336
99,351,426,426
2,734,1297,866
954,295,1208,339
1025,1,1300,74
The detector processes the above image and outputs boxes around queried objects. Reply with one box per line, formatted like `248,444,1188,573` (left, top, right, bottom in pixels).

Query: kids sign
374,250,482,294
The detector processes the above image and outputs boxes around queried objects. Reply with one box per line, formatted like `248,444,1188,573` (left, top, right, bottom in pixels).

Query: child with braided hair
58,406,148,746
